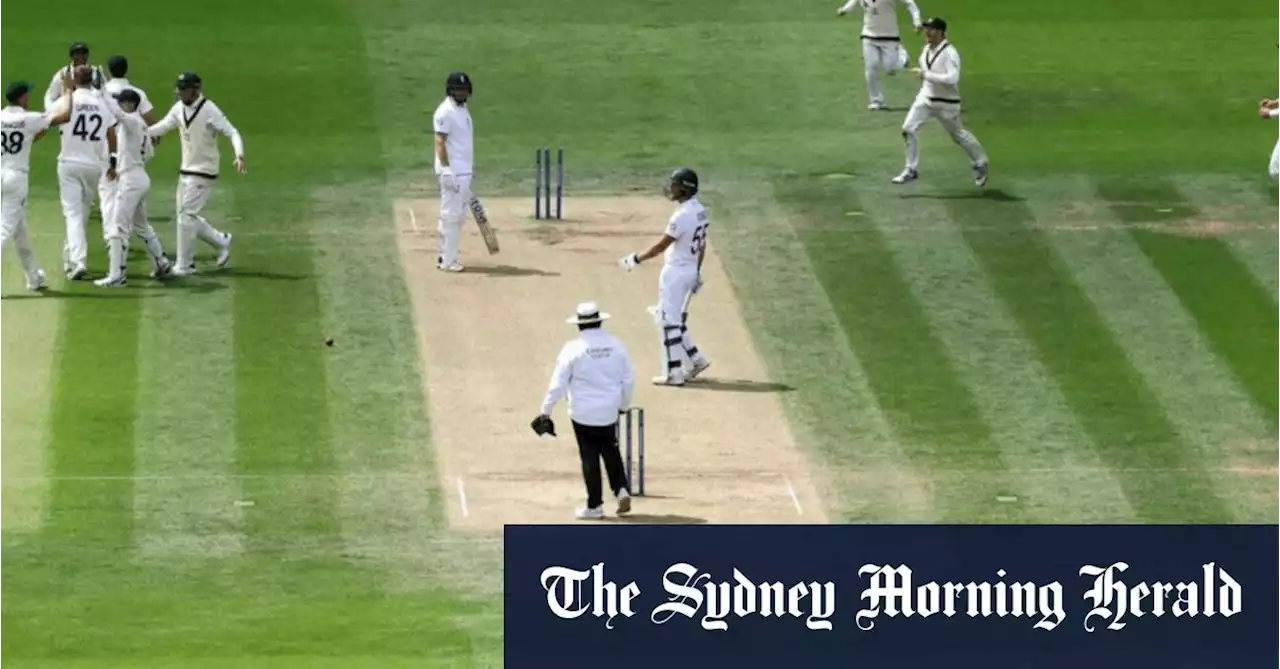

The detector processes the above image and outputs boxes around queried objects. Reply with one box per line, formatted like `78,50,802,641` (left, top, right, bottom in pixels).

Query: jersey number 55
690,223,709,256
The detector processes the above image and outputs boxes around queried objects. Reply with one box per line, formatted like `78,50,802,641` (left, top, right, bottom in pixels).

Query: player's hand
60,68,75,91
914,24,924,34
911,67,924,78
837,8,846,16
440,170,458,193
1259,99,1277,108
618,253,640,271
106,167,117,181
234,156,246,174
692,275,704,294
1260,107,1273,119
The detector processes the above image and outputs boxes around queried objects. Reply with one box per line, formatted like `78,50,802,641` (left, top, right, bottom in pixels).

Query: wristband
108,156,117,169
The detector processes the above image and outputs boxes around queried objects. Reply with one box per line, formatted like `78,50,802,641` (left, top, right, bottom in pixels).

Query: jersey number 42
1,131,24,155
72,114,103,141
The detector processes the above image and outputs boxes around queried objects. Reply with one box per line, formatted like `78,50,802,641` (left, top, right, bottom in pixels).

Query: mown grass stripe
713,179,934,522
43,249,142,547
1020,175,1271,521
132,206,244,558
778,176,1021,522
1,202,65,533
231,188,339,553
944,185,1232,523
859,190,1137,522
1170,174,1279,300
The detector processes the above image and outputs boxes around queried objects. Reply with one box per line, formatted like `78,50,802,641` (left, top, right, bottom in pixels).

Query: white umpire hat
566,302,610,325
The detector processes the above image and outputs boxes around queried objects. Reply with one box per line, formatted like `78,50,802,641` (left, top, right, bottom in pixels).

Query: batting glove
440,167,459,193
618,253,640,271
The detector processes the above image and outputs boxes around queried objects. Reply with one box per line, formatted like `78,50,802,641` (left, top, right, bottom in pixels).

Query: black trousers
571,420,630,509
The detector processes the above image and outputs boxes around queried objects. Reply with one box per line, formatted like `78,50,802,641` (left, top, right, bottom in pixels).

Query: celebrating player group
0,41,246,291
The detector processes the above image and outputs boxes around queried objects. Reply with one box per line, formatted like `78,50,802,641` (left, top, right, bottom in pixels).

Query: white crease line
457,476,470,517
782,474,803,516
408,207,420,234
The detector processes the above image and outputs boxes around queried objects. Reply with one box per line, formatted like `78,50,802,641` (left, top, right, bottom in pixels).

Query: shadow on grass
683,378,795,393
898,188,1025,202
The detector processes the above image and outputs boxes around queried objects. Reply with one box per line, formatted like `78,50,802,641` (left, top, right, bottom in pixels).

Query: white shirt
433,97,473,176
839,0,922,39
662,196,710,270
149,95,244,178
917,39,962,103
58,88,117,167
540,328,636,427
1,107,52,174
109,108,153,175
103,78,155,118
43,64,106,110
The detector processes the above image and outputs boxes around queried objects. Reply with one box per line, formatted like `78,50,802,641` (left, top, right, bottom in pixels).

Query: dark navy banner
504,524,1277,669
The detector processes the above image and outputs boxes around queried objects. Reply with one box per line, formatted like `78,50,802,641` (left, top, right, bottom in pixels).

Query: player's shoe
66,264,88,281
170,263,198,277
151,256,173,279
973,162,989,187
575,506,605,520
616,490,632,515
891,168,919,185
93,275,127,288
868,101,885,110
652,372,686,387
437,261,464,272
26,270,47,292
216,233,233,267
687,358,711,381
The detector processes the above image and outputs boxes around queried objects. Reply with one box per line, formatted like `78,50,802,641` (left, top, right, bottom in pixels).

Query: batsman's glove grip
531,414,557,437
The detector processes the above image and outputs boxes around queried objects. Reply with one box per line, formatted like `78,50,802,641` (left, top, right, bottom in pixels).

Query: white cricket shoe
891,168,919,185
26,270,47,292
652,372,686,387
973,162,989,187
868,101,886,111
216,233,233,267
687,358,711,381
66,264,88,281
575,506,605,520
151,256,173,279
437,262,464,273
93,275,127,288
170,264,198,277
616,490,632,515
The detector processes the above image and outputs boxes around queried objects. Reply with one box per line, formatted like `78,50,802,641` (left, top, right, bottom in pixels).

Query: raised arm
837,0,861,15
42,69,64,110
902,0,923,29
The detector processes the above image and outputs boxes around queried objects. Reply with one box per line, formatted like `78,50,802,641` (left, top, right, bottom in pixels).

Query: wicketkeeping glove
530,414,557,437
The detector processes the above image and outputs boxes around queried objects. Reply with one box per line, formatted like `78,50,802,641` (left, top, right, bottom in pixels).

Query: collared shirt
149,95,244,178
917,39,962,103
540,328,636,427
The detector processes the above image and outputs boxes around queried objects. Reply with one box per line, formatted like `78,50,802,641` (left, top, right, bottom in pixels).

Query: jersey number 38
1,131,24,155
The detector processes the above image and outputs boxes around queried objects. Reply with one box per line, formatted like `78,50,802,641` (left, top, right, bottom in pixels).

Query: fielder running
96,88,171,286
618,168,712,387
433,71,474,272
1260,98,1279,179
58,66,118,280
99,55,162,271
892,17,989,187
148,72,244,276
837,0,923,110
2,81,72,291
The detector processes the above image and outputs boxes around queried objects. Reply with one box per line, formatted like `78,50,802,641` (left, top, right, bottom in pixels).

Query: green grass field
3,0,1276,666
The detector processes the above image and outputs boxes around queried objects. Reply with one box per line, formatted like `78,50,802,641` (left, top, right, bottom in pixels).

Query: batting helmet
445,71,472,97
667,167,699,198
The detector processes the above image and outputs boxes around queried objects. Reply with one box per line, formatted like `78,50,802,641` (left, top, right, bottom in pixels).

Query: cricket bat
469,196,499,255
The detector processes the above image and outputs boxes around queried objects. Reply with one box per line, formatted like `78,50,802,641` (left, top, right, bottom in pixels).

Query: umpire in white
532,302,637,520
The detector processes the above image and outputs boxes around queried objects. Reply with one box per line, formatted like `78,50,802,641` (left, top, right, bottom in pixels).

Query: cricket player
433,71,474,272
2,81,72,291
43,42,106,112
96,89,171,286
58,66,118,280
148,72,244,276
837,0,923,110
1261,98,1279,179
98,55,159,261
892,17,990,187
618,167,712,387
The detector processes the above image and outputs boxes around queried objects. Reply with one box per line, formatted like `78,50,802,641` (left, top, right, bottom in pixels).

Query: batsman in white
95,88,171,287
57,66,119,280
1260,98,1279,179
42,41,106,112
148,72,244,276
1,81,72,291
99,55,166,276
433,71,474,272
837,0,923,111
892,17,990,187
618,167,712,387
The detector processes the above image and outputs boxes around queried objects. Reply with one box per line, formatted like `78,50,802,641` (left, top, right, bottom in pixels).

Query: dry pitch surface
396,195,828,529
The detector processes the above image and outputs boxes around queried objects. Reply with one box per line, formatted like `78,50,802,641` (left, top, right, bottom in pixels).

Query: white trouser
110,170,168,272
862,38,909,105
99,174,118,238
437,172,474,266
58,160,103,269
1269,140,1278,179
1,170,43,282
901,98,988,171
655,264,706,377
175,174,228,271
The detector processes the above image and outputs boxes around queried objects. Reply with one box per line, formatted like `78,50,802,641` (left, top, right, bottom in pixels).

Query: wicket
619,407,646,496
535,147,564,219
